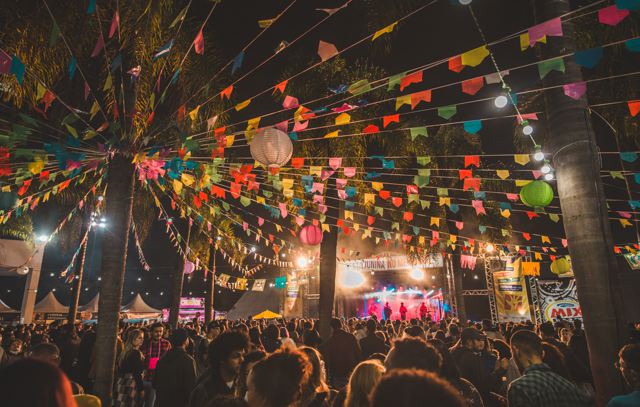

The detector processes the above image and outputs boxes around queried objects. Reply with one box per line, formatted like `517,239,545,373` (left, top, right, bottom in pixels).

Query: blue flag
153,39,174,59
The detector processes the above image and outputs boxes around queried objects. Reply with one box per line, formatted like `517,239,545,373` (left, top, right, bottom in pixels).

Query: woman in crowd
261,324,282,353
299,346,334,406
235,350,267,400
342,360,385,407
114,328,146,407
0,358,77,407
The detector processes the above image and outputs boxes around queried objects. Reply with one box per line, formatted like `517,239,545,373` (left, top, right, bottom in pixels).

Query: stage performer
399,303,408,321
383,302,392,320
419,302,428,321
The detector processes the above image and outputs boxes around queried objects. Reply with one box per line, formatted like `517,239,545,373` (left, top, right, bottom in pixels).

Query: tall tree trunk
319,175,338,341
67,227,89,324
93,153,136,405
538,0,626,402
169,220,191,329
204,245,216,323
452,254,467,323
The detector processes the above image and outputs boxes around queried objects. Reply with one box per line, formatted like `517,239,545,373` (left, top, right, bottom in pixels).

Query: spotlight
486,243,495,253
97,195,104,201
431,275,436,280
523,125,534,136
250,247,256,253
473,275,479,280
544,173,554,181
541,163,552,174
91,221,97,226
99,222,106,228
281,253,286,258
339,269,366,288
296,256,309,268
98,277,102,281
494,95,508,108
100,218,106,222
409,268,425,281
36,235,49,243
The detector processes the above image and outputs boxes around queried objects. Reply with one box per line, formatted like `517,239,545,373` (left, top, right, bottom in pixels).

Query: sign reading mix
493,258,531,322
537,279,582,322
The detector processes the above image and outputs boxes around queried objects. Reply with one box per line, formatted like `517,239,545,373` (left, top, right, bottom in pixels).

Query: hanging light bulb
533,146,544,161
494,95,508,108
523,125,534,136
459,0,472,4
485,243,495,253
544,172,554,181
541,163,552,174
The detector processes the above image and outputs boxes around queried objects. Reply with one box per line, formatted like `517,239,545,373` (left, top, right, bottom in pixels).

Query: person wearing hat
450,327,490,402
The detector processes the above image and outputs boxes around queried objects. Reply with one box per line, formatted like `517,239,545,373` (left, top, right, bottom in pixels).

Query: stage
364,287,445,321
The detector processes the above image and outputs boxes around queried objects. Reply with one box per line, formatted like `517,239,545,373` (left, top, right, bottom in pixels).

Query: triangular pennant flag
372,22,397,41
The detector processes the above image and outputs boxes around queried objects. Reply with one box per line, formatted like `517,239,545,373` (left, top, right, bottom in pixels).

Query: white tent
0,298,17,313
121,294,161,314
79,294,99,313
34,292,69,314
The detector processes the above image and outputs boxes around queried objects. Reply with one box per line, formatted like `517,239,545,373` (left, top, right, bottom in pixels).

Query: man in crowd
371,369,465,407
143,322,171,407
189,330,249,407
451,327,490,399
399,302,408,321
383,302,392,321
29,342,85,395
153,328,196,407
508,330,594,407
359,319,389,360
195,321,221,374
609,343,640,407
419,302,428,321
320,318,361,388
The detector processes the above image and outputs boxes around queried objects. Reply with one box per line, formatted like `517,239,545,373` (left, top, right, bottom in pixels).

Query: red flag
448,55,464,73
363,124,379,134
464,155,480,168
273,80,288,94
382,114,399,128
628,100,640,117
461,77,484,96
410,90,432,108
291,158,304,169
220,85,233,100
400,70,423,91
109,11,120,38
91,32,105,57
193,30,204,55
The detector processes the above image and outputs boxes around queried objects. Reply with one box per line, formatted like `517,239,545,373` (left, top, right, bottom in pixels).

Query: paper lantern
550,257,571,275
519,180,553,208
299,224,323,245
250,127,293,168
0,191,17,211
183,260,195,275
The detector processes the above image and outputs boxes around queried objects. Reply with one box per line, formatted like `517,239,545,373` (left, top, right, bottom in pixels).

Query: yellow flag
461,46,489,67
344,210,353,220
620,219,632,228
235,99,251,111
275,224,283,232
103,73,113,91
188,105,201,121
395,95,412,111
247,117,261,130
173,179,183,194
364,193,375,204
501,209,511,218
226,135,235,147
430,217,440,227
449,235,457,244
283,189,293,198
282,178,294,189
372,22,397,41
371,182,384,191
309,166,322,177
335,113,351,125
1,185,11,192
256,196,265,205
181,173,195,186
43,191,51,202
28,160,45,175
352,223,360,231
324,130,340,138
514,154,530,166
321,223,330,232
419,236,425,245
496,170,510,180
515,180,532,187
541,235,551,244
520,32,546,50
439,197,451,207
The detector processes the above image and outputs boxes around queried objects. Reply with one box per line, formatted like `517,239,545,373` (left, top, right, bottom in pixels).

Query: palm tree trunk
67,224,89,324
319,174,339,341
537,0,626,402
204,245,216,323
169,220,191,329
93,153,136,405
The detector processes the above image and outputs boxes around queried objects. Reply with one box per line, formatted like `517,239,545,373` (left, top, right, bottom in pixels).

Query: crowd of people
0,315,638,407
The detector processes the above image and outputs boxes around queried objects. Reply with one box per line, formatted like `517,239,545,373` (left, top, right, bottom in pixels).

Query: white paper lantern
250,127,293,168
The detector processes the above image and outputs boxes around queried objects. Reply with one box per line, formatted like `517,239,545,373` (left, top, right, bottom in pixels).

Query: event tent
0,298,17,313
79,294,99,313
253,310,282,320
121,294,161,315
226,286,281,320
34,292,69,314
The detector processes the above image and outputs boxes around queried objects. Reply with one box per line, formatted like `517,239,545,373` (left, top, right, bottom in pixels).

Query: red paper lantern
299,224,323,245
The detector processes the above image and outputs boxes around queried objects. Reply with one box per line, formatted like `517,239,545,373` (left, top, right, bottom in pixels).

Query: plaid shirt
507,363,595,407
143,338,171,380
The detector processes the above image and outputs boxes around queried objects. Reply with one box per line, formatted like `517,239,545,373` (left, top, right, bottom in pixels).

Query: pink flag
311,182,324,194
337,189,347,199
336,178,347,189
531,170,542,179
343,167,356,177
517,113,539,124
472,200,486,215
528,17,563,46
109,11,120,38
332,103,354,113
563,81,586,100
91,32,105,57
274,120,288,132
84,81,91,100
295,216,305,226
194,30,204,55
282,95,299,109
329,157,342,170
455,221,464,230
318,40,338,61
313,194,324,204
598,5,630,26
506,193,519,202
279,202,288,218
258,217,264,226
293,121,308,131
321,169,335,180
318,204,327,214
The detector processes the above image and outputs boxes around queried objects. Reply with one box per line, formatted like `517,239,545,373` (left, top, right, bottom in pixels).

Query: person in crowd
446,324,461,348
342,359,385,407
197,321,222,374
248,326,264,351
0,358,77,407
143,322,171,407
320,318,361,389
419,303,428,321
359,319,389,360
6,337,24,365
190,331,250,407
609,343,640,407
0,331,7,366
303,321,323,349
246,348,312,407
261,324,282,353
30,342,85,395
56,324,82,379
450,327,490,400
114,329,145,407
508,330,594,407
153,328,197,407
234,350,266,400
482,320,504,341
370,369,465,407
280,326,297,349
399,303,408,321
560,328,572,345
205,395,249,407
541,342,571,380
383,303,392,321
299,346,333,406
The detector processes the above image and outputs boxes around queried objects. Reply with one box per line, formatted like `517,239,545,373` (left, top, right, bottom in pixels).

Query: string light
541,163,552,174
544,173,555,181
494,95,508,108
485,243,495,253
459,0,472,4
533,146,544,161
523,125,534,136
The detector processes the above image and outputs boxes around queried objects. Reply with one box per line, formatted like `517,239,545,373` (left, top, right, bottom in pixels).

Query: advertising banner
537,279,582,322
493,259,531,322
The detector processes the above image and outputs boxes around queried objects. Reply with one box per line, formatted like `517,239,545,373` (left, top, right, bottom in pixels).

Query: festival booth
253,310,282,320
0,298,18,321
121,294,162,321
78,294,99,321
34,291,69,320
226,286,282,320
336,252,446,321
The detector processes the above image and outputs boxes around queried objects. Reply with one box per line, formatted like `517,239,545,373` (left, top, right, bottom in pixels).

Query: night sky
0,0,637,317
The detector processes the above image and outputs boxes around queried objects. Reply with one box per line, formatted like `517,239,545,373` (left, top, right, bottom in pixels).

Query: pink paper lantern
299,224,323,246
183,260,195,275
